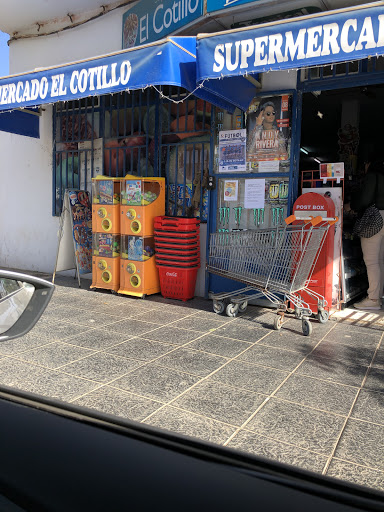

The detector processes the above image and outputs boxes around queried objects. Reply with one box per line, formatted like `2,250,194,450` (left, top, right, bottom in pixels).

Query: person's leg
355,219,384,309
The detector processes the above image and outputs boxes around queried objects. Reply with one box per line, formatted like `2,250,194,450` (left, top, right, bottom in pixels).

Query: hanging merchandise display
216,177,289,231
119,175,165,297
91,176,121,293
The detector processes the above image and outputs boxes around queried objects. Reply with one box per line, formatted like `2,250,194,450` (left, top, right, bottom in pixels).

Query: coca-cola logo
166,272,177,277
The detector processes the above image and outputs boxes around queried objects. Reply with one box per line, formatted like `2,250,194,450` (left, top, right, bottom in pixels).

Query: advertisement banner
219,129,246,172
246,94,291,172
67,190,92,274
122,0,204,49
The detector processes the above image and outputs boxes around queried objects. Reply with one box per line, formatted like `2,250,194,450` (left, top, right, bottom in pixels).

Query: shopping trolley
207,215,337,336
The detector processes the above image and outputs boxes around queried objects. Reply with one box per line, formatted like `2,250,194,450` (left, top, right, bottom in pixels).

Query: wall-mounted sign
197,4,384,79
122,0,204,49
206,0,257,13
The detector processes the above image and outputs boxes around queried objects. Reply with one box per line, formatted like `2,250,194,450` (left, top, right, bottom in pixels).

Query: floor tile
106,337,174,362
227,430,328,473
17,342,95,369
363,368,384,393
259,329,320,355
297,356,368,387
155,348,227,377
144,406,237,444
326,459,384,492
26,320,91,341
72,386,161,421
275,374,358,415
246,398,345,455
237,344,306,372
212,322,269,343
171,316,233,333
138,325,203,345
112,364,200,401
324,325,382,346
54,307,131,328
0,358,48,389
0,335,53,356
372,348,384,370
172,380,266,425
210,360,289,395
106,318,161,337
64,328,133,350
350,389,384,425
133,309,193,325
27,370,100,401
335,418,384,471
186,334,251,358
310,340,376,368
189,310,237,324
59,352,143,383
98,301,156,317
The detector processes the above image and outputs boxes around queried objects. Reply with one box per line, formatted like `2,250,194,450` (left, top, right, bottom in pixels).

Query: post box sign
122,0,204,49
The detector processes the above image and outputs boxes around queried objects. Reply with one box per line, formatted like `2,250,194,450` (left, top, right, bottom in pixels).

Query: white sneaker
354,297,381,310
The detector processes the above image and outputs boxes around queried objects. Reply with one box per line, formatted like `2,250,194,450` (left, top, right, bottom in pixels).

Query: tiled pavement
3,270,384,494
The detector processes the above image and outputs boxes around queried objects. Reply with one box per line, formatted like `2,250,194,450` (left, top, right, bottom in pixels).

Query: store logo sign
206,0,258,14
122,0,203,49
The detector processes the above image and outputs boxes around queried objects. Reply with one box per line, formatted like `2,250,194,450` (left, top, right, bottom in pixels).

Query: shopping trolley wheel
226,303,239,317
317,310,329,324
213,300,225,315
302,318,313,336
238,300,248,313
273,315,283,330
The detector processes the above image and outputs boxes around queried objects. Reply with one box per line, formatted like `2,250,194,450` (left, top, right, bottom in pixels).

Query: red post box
292,192,335,312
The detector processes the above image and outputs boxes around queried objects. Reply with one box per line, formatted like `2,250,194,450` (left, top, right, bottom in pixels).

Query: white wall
1,8,126,275
0,106,58,272
261,69,297,91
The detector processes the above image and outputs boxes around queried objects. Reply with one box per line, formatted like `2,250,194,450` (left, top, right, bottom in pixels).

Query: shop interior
300,82,384,306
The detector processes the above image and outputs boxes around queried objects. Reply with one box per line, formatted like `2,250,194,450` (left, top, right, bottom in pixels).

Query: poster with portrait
246,94,292,173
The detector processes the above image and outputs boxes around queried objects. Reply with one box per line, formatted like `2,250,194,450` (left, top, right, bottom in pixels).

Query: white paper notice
244,179,265,209
258,160,280,173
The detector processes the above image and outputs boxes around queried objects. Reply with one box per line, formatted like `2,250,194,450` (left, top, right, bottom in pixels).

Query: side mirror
0,271,55,342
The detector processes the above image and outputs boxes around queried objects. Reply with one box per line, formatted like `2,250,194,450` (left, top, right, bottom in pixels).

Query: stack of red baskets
154,216,200,301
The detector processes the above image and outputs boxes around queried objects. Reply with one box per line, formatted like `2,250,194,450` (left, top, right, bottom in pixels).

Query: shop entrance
299,83,384,306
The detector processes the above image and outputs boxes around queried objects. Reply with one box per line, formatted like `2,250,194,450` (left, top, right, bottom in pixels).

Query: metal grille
53,87,213,218
300,56,384,83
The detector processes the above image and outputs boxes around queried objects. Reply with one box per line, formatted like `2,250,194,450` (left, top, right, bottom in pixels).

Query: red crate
157,263,199,301
154,234,199,244
154,229,199,238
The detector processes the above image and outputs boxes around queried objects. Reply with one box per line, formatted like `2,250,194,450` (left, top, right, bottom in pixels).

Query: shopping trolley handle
285,215,338,226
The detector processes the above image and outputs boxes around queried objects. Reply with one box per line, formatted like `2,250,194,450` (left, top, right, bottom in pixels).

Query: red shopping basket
156,256,200,267
157,263,199,301
156,246,200,256
154,216,200,232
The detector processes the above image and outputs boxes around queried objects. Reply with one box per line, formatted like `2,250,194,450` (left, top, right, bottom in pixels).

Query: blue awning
0,36,253,114
197,3,384,82
0,108,39,138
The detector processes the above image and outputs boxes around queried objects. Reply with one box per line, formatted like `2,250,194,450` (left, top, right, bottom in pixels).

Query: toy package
92,179,120,204
92,233,120,257
121,235,155,261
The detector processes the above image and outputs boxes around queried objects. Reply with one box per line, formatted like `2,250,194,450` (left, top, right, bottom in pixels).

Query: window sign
246,94,291,173
122,0,204,49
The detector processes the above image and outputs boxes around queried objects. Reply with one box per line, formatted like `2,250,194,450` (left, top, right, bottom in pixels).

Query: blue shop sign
197,4,384,80
206,0,258,13
122,0,204,49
